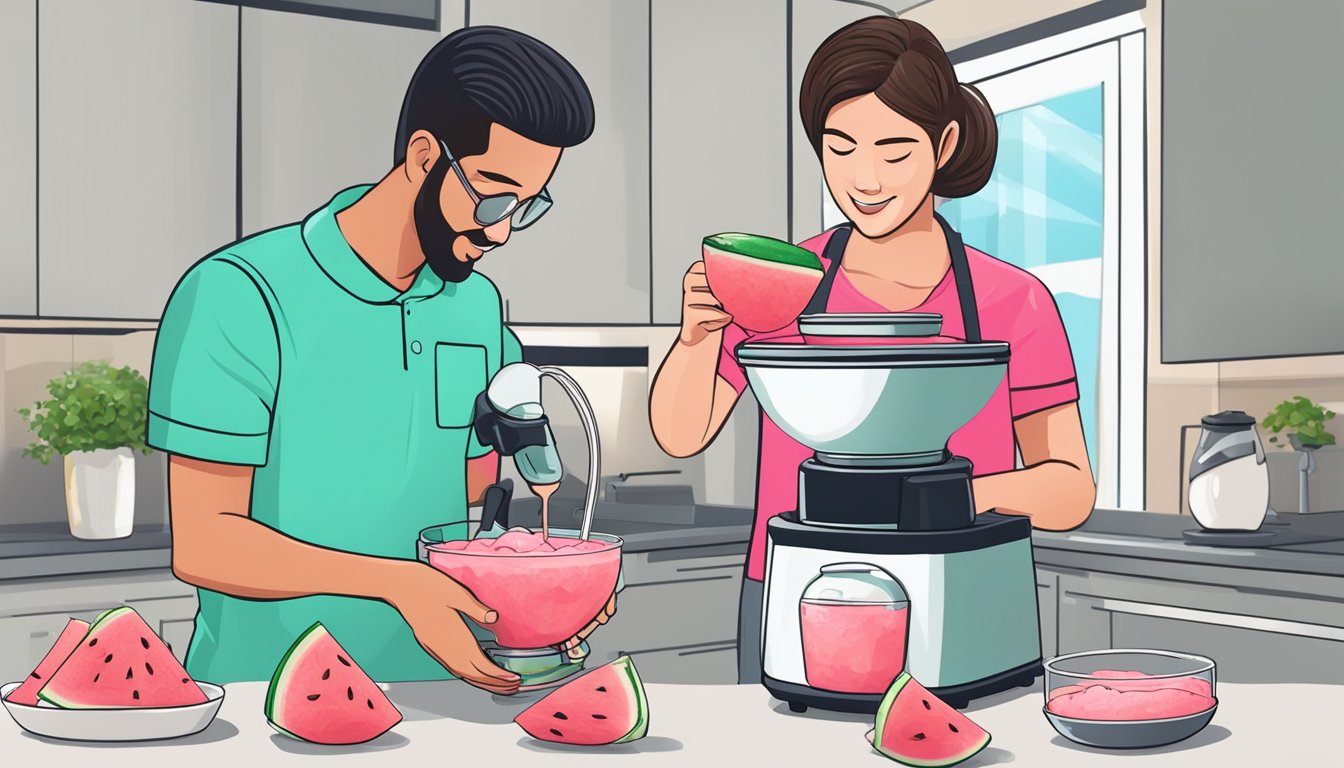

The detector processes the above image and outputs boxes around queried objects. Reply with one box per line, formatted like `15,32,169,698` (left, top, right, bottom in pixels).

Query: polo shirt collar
302,184,445,304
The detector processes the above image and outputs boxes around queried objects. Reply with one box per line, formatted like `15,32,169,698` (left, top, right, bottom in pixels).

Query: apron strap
936,211,982,344
799,216,981,344
802,225,852,316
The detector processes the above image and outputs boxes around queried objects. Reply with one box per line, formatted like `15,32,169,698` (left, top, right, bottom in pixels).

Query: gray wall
1161,0,1344,362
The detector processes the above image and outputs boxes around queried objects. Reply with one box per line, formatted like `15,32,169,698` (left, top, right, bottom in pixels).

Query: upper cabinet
468,0,651,325
649,0,790,325
239,7,443,235
0,1,37,317
37,0,238,320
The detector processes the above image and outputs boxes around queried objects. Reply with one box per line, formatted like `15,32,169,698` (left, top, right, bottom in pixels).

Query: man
147,27,598,693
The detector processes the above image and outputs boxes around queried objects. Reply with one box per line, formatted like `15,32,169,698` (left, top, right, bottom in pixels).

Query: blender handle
1178,424,1201,516
478,479,514,534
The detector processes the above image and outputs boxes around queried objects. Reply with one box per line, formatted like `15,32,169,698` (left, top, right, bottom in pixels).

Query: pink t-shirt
718,228,1080,582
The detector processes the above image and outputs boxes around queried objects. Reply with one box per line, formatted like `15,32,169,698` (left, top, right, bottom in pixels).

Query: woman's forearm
972,460,1095,530
649,338,730,457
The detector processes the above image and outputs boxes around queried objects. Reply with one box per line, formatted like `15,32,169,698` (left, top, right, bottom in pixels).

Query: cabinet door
1036,568,1059,660
37,0,238,320
468,0,650,325
0,610,104,684
649,0,789,324
0,0,36,316
239,7,443,235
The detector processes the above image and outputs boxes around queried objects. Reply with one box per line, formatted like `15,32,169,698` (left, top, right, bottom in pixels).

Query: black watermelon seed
132,690,140,700
337,655,351,667
89,638,98,647
94,673,100,683
347,686,353,700
307,694,321,701
104,654,113,663
126,667,134,680
549,728,563,737
146,662,154,676
181,678,189,684
912,733,926,741
28,671,39,679
322,669,330,680
592,714,607,720
367,699,374,710
140,637,150,650
922,699,931,710
553,712,568,720
596,686,606,692
949,723,959,733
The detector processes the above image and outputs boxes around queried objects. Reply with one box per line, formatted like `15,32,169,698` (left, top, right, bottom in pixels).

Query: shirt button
411,341,423,354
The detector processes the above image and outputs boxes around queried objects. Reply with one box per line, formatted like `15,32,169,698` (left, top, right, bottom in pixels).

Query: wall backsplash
0,330,166,530
0,325,760,533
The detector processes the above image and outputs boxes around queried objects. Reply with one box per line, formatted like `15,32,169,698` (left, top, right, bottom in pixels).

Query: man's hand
389,563,522,695
558,590,618,659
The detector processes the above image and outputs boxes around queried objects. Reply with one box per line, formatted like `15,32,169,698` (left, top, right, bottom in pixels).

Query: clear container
799,563,910,694
1044,649,1217,722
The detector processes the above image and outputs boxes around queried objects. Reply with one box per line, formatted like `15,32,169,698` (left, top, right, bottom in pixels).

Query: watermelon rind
264,621,325,724
612,655,649,743
872,672,991,768
704,233,823,272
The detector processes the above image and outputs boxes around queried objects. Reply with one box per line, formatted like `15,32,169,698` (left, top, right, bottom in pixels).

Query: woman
649,17,1095,685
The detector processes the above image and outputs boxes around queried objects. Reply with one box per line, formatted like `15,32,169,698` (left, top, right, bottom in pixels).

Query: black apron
801,212,982,342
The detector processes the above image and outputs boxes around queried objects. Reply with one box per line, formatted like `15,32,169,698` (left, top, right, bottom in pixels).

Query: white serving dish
2,681,224,742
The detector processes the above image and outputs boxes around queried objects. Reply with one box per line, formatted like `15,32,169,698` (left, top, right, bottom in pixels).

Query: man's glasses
439,140,552,231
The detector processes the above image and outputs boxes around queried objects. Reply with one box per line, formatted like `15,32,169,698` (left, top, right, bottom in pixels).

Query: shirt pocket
434,342,488,429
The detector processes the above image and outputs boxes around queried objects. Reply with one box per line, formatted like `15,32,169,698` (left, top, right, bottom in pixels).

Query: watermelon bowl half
2,680,224,742
703,233,824,333
425,529,623,650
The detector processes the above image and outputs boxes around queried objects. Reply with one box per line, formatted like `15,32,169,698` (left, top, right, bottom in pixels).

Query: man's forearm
972,460,1095,530
172,512,425,605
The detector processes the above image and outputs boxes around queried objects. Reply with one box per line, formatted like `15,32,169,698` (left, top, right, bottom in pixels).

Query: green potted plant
1262,396,1340,514
17,361,153,539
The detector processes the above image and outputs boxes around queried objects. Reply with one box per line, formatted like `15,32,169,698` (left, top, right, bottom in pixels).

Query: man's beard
413,159,495,284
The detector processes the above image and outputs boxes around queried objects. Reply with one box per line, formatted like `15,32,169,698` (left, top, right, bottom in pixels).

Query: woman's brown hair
800,17,996,198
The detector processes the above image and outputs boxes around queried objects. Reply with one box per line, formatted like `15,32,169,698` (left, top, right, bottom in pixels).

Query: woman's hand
388,563,522,695
558,590,618,659
680,261,733,346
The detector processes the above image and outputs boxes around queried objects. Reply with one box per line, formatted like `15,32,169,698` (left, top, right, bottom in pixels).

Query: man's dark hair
394,26,595,166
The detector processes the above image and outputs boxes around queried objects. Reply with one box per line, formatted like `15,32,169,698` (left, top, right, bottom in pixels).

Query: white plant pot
63,448,136,540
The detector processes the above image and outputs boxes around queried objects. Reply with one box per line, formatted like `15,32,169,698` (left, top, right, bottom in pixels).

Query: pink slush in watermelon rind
703,233,823,272
265,622,402,745
4,618,89,706
872,672,991,767
514,655,649,745
37,606,208,710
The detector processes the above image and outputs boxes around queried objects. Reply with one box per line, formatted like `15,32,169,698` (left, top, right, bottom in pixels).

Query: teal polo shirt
148,184,522,683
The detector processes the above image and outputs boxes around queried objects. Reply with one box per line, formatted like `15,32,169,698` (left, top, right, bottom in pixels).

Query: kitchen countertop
2,678,1332,764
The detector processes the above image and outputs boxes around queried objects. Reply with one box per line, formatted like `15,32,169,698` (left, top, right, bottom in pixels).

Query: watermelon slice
4,618,89,706
869,672,990,767
514,655,648,746
265,622,402,745
702,232,823,333
38,607,207,709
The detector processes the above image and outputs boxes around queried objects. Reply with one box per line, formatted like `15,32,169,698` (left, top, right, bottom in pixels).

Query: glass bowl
1043,649,1217,749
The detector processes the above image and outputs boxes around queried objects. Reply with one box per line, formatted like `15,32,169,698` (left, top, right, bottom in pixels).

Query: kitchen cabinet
0,0,36,317
1036,569,1058,660
648,0,790,325
37,0,238,320
0,570,198,682
239,7,443,235
468,0,650,325
1045,566,1344,684
585,545,745,683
